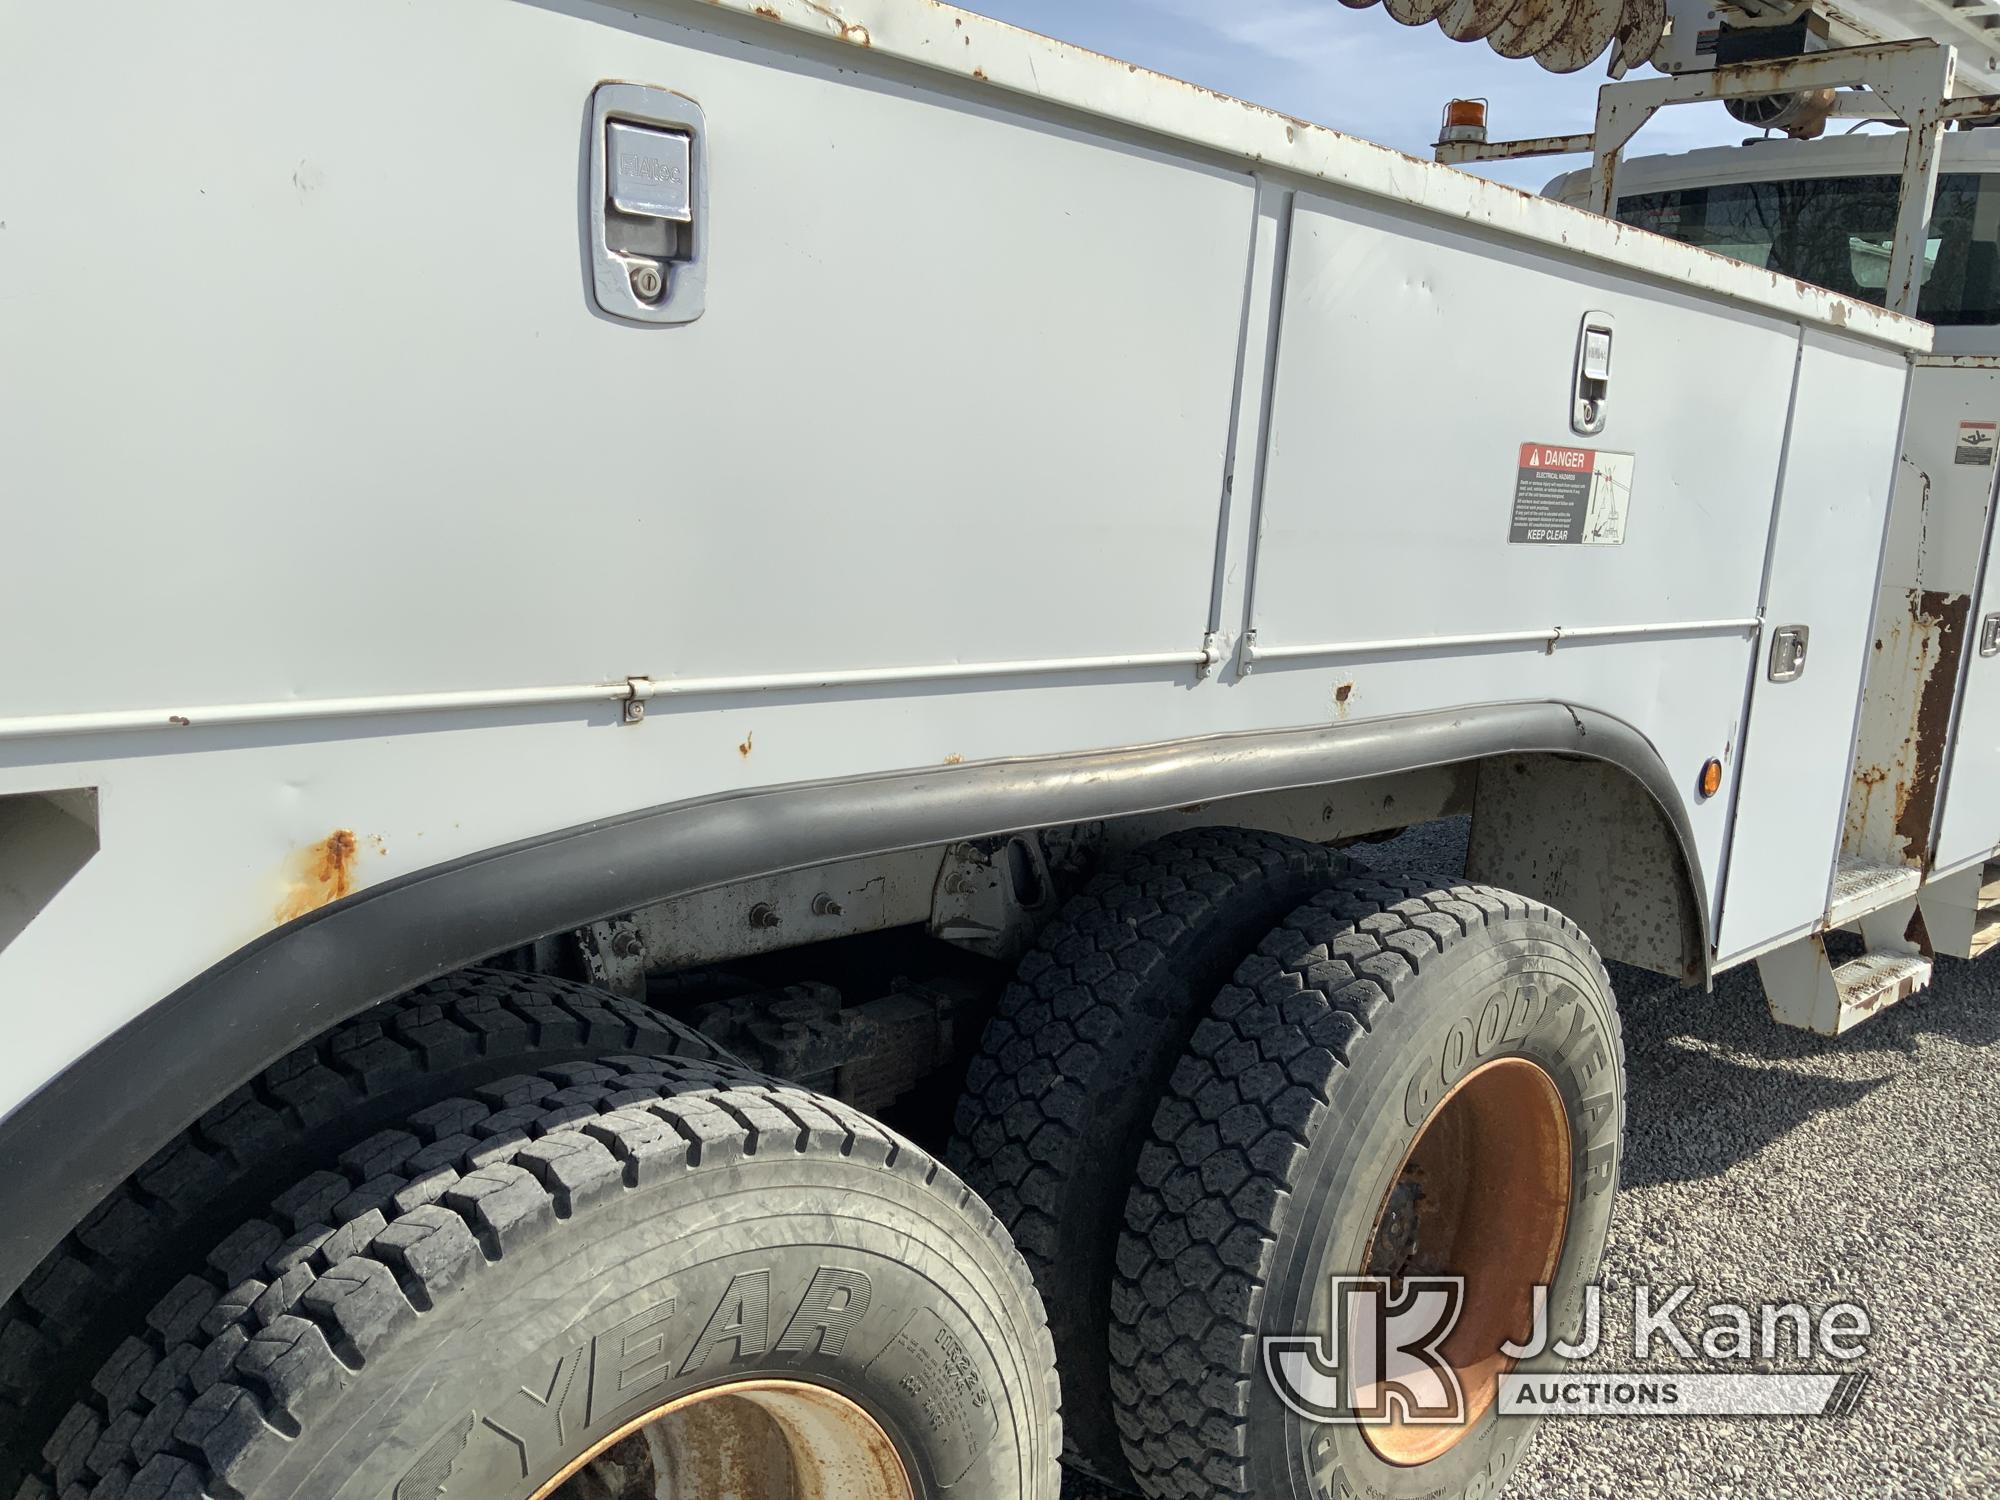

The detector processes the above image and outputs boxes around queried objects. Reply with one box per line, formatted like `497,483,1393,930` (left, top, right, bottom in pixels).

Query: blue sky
957,0,1749,191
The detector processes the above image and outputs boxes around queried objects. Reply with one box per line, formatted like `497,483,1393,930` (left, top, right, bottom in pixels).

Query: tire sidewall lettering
1403,977,1557,1128
379,1226,1017,1500
1278,926,1622,1500
396,1261,880,1496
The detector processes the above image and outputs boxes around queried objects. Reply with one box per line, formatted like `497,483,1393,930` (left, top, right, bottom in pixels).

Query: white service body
0,1,1932,1129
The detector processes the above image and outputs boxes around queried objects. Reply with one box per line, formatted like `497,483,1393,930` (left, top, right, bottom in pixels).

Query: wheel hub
1358,1055,1572,1467
1369,1177,1428,1280
531,1379,915,1500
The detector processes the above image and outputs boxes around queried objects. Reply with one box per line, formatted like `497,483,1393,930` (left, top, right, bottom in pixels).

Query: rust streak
1898,588,1970,855
276,830,360,924
738,730,754,759
797,0,871,45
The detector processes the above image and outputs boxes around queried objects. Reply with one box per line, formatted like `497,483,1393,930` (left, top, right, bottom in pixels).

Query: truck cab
1548,130,2000,346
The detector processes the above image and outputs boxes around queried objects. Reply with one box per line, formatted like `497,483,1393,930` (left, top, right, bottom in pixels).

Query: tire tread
1108,872,1625,1499
948,828,1343,1478
0,969,729,1490
31,1044,1061,1497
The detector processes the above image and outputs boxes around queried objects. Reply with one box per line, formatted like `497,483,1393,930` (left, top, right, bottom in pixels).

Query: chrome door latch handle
1981,612,2000,658
1769,625,1811,682
589,83,708,325
1571,311,1614,437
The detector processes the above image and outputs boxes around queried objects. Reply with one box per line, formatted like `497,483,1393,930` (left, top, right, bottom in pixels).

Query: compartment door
1716,332,1911,961
1931,369,2000,873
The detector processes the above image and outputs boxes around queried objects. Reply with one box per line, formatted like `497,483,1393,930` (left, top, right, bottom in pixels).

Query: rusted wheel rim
1359,1056,1572,1467
529,1378,915,1500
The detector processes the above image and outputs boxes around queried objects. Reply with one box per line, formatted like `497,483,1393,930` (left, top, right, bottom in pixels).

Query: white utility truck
0,1,1986,1498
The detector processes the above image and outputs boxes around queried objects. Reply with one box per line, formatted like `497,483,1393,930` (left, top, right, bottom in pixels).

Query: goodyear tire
30,1053,1060,1500
948,828,1341,1483
0,969,735,1494
1109,871,1625,1500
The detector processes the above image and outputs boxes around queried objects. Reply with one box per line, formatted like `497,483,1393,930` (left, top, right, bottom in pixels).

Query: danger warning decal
1956,421,1996,467
1509,443,1634,546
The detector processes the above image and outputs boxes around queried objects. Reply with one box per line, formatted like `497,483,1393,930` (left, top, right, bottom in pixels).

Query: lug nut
748,902,781,930
812,893,844,917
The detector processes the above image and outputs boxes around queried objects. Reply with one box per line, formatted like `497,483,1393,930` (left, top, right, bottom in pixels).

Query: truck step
1831,950,1933,1026
1917,859,2000,959
1759,932,1932,1036
1978,863,2000,912
1828,857,1923,927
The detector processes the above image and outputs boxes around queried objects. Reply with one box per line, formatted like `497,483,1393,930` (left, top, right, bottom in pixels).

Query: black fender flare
0,700,1705,1303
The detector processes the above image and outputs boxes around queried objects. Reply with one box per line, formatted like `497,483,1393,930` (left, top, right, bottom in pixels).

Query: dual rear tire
956,839,1626,1500
1109,870,1624,1500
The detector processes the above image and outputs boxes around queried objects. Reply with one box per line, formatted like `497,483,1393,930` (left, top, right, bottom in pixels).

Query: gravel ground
1064,818,2000,1499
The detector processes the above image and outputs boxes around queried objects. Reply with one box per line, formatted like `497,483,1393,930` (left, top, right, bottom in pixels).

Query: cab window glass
1619,173,2000,324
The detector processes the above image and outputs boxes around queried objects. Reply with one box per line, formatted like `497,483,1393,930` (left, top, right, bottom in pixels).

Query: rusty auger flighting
1345,0,1665,74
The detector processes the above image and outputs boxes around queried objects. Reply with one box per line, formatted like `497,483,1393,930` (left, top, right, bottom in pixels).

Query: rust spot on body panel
738,730,754,758
798,0,870,45
276,830,360,924
1899,589,1970,854
1847,589,1970,866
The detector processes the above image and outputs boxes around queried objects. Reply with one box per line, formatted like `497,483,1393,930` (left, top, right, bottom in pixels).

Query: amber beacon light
1439,98,1489,145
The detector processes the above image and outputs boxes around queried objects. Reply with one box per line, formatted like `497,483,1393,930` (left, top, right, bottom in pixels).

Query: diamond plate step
1761,934,1933,1036
1830,950,1934,1029
1828,858,1923,928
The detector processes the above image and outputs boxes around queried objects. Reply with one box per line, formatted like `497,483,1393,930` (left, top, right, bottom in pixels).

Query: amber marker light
1699,758,1724,799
